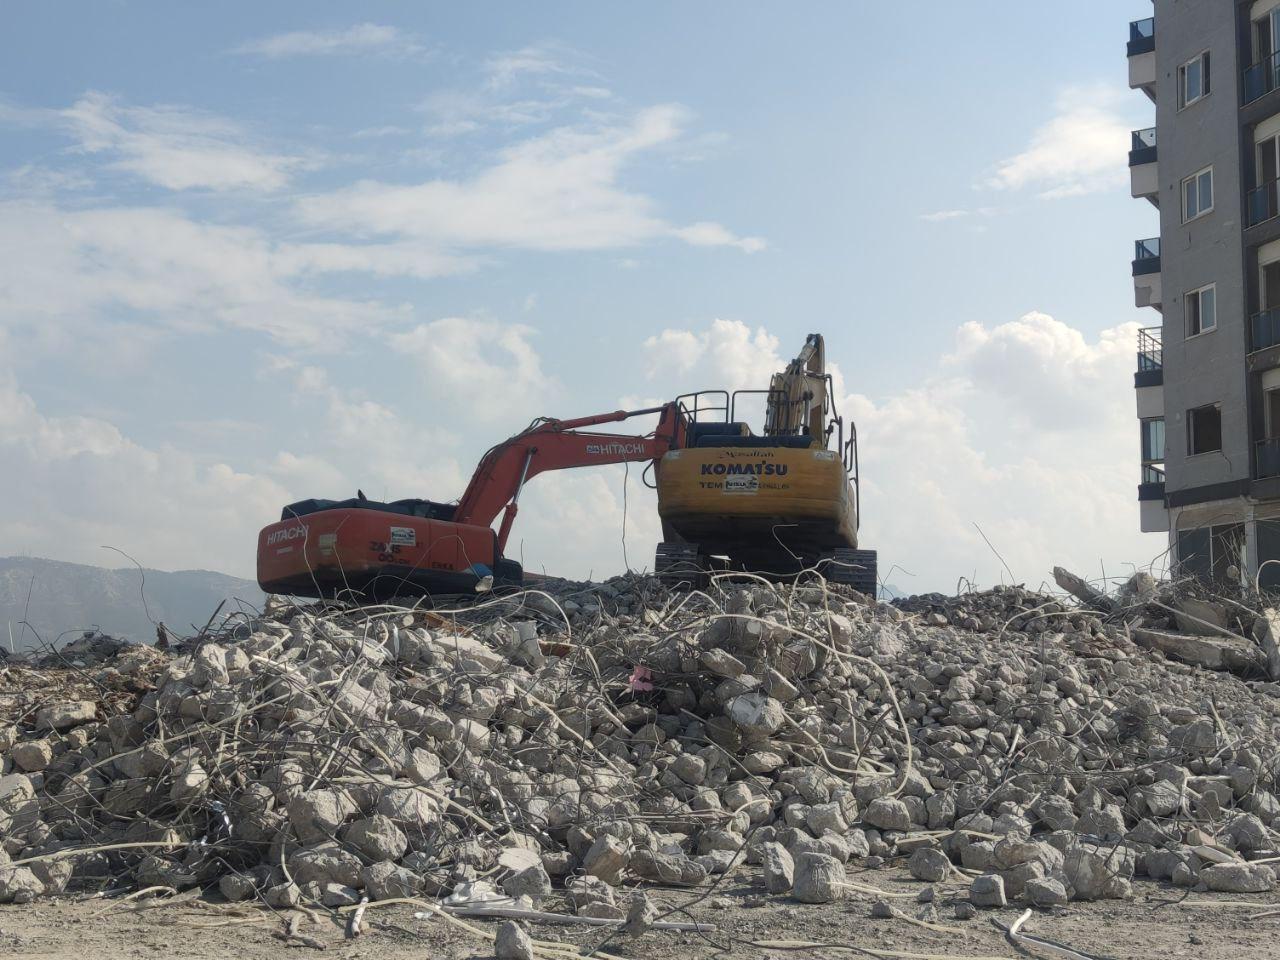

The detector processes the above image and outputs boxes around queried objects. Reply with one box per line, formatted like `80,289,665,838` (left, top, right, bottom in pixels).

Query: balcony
1259,439,1280,479
1130,128,1158,206
1132,238,1162,311
1139,464,1165,501
1128,19,1156,100
1139,463,1169,532
1135,325,1162,387
1253,307,1280,352
1248,178,1280,227
1244,50,1280,105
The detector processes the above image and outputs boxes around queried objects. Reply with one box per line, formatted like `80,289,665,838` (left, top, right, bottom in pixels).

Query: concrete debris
0,572,1275,926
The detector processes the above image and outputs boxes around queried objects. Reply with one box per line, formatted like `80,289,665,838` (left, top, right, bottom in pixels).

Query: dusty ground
1,864,1277,960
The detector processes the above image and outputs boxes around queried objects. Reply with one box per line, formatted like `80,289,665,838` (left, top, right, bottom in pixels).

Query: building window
1176,523,1244,584
1187,403,1222,455
1183,167,1214,221
1255,8,1280,66
1185,284,1217,337
1141,418,1165,463
1179,51,1211,108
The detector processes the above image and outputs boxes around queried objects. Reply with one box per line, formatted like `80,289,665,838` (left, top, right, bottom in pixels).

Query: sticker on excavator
390,526,417,546
724,476,759,494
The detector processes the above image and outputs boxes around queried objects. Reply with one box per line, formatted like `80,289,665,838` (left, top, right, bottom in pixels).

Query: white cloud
0,200,407,348
919,209,970,222
673,221,766,253
0,369,290,576
61,92,304,191
986,86,1131,198
483,45,583,88
642,319,782,387
234,23,424,59
389,318,557,419
296,106,762,254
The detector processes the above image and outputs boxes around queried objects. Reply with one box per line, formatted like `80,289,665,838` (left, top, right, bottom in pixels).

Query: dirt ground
1,864,1277,960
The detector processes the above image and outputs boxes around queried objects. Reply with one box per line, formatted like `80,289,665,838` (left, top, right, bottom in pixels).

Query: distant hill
0,556,264,652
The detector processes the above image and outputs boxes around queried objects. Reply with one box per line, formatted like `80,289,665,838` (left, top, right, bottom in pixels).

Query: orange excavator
256,403,688,600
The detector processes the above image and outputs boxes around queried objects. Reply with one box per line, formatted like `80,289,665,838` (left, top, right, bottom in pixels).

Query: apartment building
1128,0,1280,587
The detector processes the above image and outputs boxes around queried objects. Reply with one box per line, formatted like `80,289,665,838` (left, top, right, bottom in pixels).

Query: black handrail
1127,18,1155,57
1135,237,1160,260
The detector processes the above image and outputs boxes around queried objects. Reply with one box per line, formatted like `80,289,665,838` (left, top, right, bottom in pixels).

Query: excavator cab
653,334,877,595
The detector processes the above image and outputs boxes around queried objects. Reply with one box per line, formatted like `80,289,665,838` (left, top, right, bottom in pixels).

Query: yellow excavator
652,333,876,594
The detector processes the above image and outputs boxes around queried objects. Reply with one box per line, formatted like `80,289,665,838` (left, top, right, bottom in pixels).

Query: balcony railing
1128,18,1155,57
1248,178,1280,227
1253,308,1280,352
1135,325,1162,387
1244,50,1280,104
1259,439,1280,479
1133,237,1161,276
1137,326,1162,372
1129,128,1156,166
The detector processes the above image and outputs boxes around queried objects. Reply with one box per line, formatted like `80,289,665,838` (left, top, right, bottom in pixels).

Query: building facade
1129,0,1280,587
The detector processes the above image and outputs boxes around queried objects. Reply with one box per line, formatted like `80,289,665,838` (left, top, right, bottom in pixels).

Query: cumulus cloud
296,106,762,254
234,23,425,59
986,86,1131,198
642,319,782,387
483,45,583,88
389,318,557,419
0,369,291,575
0,200,407,348
61,92,305,191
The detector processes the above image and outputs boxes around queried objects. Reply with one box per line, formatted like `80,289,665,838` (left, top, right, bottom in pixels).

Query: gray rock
761,842,795,893
10,740,53,773
1024,877,1069,907
792,852,844,903
1201,862,1275,893
0,866,43,904
908,847,950,883
344,815,408,863
583,835,629,885
969,874,1006,908
361,861,422,900
288,843,363,888
630,851,707,886
502,862,552,900
320,883,361,907
495,920,535,960
35,702,96,731
863,797,911,832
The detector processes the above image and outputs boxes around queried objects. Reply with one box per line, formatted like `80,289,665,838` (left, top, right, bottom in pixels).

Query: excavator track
822,548,878,597
654,542,707,589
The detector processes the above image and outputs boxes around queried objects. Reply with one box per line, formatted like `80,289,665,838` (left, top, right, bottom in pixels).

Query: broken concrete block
495,920,534,960
791,852,844,903
908,847,950,883
36,701,96,731
761,842,795,893
969,873,1006,908
1201,862,1275,893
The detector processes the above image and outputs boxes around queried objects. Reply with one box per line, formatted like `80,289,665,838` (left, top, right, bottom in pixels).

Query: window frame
1185,282,1218,339
1187,402,1223,456
1140,417,1165,464
1179,50,1211,109
1183,166,1215,222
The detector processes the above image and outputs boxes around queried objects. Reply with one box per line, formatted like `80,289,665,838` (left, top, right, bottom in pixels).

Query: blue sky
0,3,1167,592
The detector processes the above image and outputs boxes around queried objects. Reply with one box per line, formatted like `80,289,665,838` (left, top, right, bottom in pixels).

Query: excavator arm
455,402,687,552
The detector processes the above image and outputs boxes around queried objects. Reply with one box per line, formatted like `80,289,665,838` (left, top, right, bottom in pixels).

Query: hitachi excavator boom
257,403,687,600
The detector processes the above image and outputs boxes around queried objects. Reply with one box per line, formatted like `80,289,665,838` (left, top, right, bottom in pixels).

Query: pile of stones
2,573,1279,917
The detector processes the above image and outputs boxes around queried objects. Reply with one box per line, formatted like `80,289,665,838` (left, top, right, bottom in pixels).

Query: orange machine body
257,509,500,599
257,403,688,600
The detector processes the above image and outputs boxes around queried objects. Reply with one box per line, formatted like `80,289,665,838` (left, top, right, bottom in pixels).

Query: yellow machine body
656,443,858,569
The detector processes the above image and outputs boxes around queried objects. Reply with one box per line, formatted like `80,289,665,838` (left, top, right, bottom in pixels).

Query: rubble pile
2,574,1280,919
